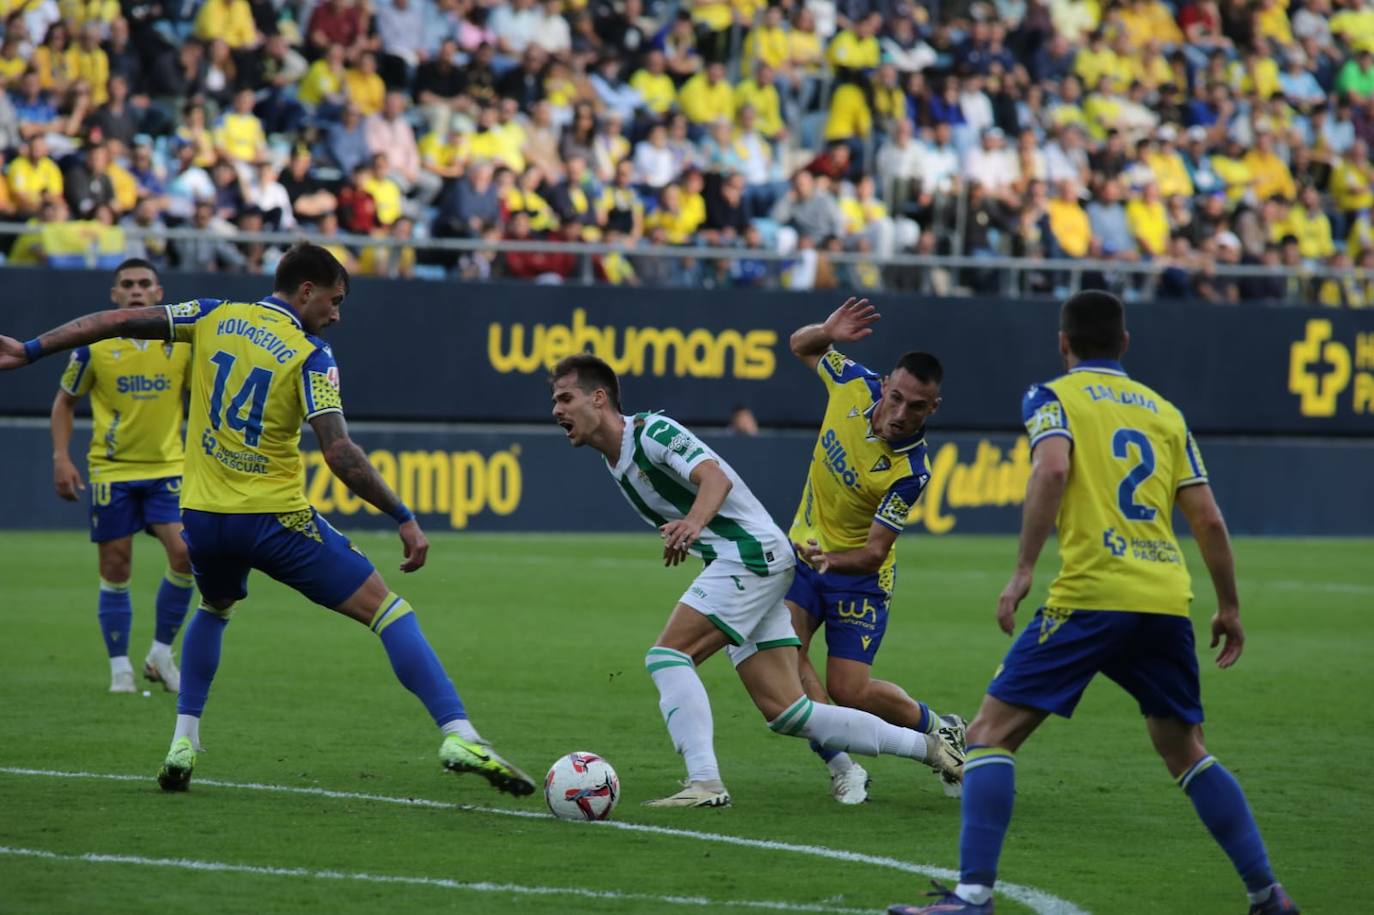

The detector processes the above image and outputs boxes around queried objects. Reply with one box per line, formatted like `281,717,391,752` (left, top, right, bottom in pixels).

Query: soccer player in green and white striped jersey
550,354,963,808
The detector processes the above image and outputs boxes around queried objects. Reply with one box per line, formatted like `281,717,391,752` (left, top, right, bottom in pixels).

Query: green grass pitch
0,531,1369,914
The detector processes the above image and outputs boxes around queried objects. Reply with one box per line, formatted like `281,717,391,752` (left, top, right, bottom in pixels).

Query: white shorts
679,559,800,667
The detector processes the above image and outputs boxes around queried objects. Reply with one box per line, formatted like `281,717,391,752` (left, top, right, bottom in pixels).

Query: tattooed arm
0,306,171,370
309,411,429,572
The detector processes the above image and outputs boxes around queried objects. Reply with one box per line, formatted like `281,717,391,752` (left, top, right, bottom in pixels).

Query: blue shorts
89,477,182,543
784,559,892,665
180,508,375,610
989,608,1204,724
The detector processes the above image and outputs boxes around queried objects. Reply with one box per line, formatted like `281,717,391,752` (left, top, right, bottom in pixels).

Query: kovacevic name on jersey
606,412,793,577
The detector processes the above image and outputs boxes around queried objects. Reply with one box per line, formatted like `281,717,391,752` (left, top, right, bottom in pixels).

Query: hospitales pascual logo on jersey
1288,319,1374,417
1103,528,1127,557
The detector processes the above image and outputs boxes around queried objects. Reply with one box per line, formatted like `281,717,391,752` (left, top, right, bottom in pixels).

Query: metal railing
4,220,1369,305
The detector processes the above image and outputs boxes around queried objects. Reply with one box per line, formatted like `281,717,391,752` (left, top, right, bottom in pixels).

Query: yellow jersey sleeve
816,348,879,391
1021,383,1071,448
59,345,96,398
299,344,343,420
873,452,932,533
165,298,227,343
1175,423,1209,491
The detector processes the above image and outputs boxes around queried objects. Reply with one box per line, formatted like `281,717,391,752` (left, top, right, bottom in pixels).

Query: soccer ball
544,752,620,821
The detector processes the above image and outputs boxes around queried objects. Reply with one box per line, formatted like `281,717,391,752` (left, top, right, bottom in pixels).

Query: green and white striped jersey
607,412,793,577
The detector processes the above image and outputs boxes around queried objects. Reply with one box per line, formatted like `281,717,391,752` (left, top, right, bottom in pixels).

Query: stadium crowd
1,0,1373,303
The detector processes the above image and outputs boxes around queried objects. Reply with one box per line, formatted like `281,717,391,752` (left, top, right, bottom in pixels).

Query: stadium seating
2,0,1373,302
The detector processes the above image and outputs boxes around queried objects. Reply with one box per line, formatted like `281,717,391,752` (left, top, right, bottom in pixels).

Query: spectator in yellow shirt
1117,0,1183,48
65,25,109,105
1288,184,1336,259
357,217,418,278
1074,32,1118,90
1125,183,1170,255
361,153,404,226
644,182,703,244
744,5,788,69
1244,130,1297,200
1329,139,1373,215
0,34,27,87
1047,179,1092,257
7,136,64,216
788,7,824,75
1317,252,1360,306
214,89,267,164
827,12,881,73
298,44,348,110
679,62,735,127
734,63,784,140
193,0,260,50
344,53,386,118
629,50,676,116
1210,136,1256,205
33,24,77,95
1231,47,1281,99
1147,129,1195,198
1254,0,1294,46
824,82,873,142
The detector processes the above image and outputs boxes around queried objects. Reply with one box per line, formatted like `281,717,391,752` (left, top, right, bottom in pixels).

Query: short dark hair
113,257,158,282
550,352,621,412
1061,290,1126,360
894,351,943,385
274,243,349,296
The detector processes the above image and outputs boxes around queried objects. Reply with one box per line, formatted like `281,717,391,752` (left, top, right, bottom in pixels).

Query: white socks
771,696,930,762
645,647,721,783
441,718,484,743
172,714,201,751
110,656,133,675
826,752,856,776
955,883,994,905
149,640,172,660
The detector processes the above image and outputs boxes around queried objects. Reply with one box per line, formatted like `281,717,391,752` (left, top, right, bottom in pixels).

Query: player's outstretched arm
51,391,85,501
788,296,880,371
794,520,898,576
660,460,732,567
309,411,428,573
997,436,1071,635
1177,483,1244,668
0,307,170,370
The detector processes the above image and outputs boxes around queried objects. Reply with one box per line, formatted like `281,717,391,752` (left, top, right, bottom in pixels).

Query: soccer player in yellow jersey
890,292,1298,915
787,298,966,805
50,259,195,695
1,245,534,799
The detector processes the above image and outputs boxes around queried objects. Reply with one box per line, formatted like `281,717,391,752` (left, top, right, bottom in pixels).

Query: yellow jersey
789,351,933,582
1022,360,1208,616
59,337,190,484
166,296,343,514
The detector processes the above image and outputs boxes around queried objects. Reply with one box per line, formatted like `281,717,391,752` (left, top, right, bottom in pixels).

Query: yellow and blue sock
176,605,229,718
372,593,467,727
97,578,133,658
154,568,196,646
1179,755,1277,898
957,745,1017,901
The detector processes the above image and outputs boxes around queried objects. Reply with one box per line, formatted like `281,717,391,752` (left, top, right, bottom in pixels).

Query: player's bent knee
203,600,235,620
367,592,414,635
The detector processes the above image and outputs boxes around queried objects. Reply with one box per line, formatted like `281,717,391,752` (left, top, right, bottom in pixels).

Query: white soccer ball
544,752,620,821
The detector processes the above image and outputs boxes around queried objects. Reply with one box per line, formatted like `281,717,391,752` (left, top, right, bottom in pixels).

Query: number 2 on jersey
208,351,273,447
1112,428,1158,522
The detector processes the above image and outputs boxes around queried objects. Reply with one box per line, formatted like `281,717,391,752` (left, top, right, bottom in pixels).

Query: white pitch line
0,766,1087,915
0,845,870,914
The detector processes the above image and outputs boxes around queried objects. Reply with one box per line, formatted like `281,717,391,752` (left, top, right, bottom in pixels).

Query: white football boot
143,648,181,694
831,762,871,805
643,779,732,808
